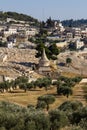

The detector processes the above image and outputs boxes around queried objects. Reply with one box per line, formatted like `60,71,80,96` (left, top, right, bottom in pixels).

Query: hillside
0,11,40,26
62,19,87,27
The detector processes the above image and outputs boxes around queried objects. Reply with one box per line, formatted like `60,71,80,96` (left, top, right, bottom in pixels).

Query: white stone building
26,28,38,36
75,40,84,49
4,27,17,36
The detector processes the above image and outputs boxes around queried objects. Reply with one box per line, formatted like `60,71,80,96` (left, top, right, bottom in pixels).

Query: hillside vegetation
0,11,39,26
0,99,87,130
62,19,87,27
0,76,86,129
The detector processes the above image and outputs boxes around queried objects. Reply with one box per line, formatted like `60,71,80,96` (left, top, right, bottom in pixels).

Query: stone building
38,48,51,76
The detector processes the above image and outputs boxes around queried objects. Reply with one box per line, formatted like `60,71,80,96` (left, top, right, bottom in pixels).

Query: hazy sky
0,0,87,21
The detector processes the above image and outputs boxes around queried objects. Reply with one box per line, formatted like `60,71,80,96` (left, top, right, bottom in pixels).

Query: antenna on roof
42,8,45,21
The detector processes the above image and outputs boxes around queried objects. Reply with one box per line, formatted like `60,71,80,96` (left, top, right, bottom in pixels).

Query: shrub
49,109,69,130
58,100,83,112
36,101,46,109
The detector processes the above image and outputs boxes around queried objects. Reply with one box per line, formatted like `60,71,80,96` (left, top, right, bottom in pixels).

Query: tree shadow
29,89,42,91
11,61,36,68
9,91,25,93
58,62,65,66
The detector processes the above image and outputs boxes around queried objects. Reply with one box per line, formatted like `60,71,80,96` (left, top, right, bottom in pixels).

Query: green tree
0,81,10,92
35,43,59,60
66,57,72,66
79,118,87,130
19,83,27,92
0,127,6,130
14,76,28,89
36,101,47,109
70,106,87,125
58,100,83,112
49,109,69,130
0,41,7,47
57,86,73,98
49,43,59,56
46,17,54,28
34,77,52,90
10,118,25,130
35,43,45,58
25,111,50,130
25,121,36,130
26,82,33,90
38,95,55,111
10,80,17,90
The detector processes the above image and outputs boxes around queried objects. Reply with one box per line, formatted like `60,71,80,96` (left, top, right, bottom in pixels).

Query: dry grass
0,87,71,109
72,84,86,105
0,87,57,107
61,72,80,78
0,83,86,109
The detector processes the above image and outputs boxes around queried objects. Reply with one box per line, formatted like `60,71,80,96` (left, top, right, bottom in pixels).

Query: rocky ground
57,51,87,76
0,48,87,79
0,47,39,78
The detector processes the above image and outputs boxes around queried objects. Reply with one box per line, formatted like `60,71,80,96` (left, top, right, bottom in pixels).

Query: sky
0,0,87,21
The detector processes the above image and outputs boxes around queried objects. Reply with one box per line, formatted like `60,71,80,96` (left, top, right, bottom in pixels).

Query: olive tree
38,95,55,111
66,57,72,66
49,109,69,130
57,86,73,98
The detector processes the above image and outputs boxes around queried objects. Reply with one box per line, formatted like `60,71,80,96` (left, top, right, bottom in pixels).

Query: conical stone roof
39,48,50,67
